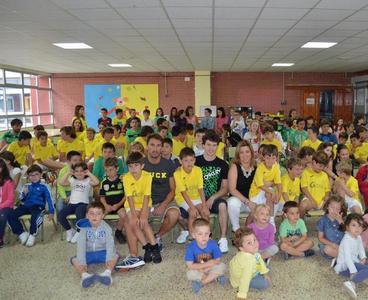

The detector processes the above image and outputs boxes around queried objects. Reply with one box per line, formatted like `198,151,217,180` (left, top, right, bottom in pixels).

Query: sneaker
96,270,112,286
176,230,189,244
25,234,35,247
81,273,96,288
66,229,75,243
19,232,29,245
115,256,145,270
303,249,315,257
217,275,227,286
330,258,337,268
343,281,357,299
283,252,289,260
71,231,80,244
151,244,162,264
218,238,229,253
114,229,126,244
265,257,271,266
143,243,153,263
192,280,202,293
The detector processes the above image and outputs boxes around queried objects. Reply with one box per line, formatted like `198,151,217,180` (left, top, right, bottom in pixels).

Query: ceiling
2,0,368,73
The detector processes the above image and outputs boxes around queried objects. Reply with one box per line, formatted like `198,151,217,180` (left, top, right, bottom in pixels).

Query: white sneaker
343,281,357,299
25,234,36,247
330,258,337,268
176,230,189,244
66,229,75,242
19,232,30,245
218,238,229,253
71,231,80,244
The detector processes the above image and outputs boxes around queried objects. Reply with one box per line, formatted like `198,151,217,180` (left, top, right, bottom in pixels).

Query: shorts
179,199,202,219
150,201,179,223
250,191,266,205
187,263,226,281
345,196,363,212
208,198,227,214
70,250,106,266
259,244,279,256
319,243,333,260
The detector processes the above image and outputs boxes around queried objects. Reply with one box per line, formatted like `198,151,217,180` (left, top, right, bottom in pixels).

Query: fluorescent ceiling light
53,43,92,49
108,64,132,67
272,63,294,67
301,42,337,49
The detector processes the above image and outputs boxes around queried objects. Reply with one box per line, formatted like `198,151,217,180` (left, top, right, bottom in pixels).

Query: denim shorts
70,250,107,266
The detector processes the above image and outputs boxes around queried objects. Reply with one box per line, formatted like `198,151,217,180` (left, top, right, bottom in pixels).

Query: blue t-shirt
185,240,222,263
318,133,337,144
316,215,344,245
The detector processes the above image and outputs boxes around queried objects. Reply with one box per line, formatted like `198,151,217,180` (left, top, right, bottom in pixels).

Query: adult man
117,134,179,269
194,130,229,253
0,118,22,152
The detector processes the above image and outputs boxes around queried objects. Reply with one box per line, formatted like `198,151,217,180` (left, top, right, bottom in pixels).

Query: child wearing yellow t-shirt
111,125,126,158
334,160,362,214
57,126,85,162
172,126,186,157
302,126,322,151
84,128,97,163
261,125,282,153
249,144,282,227
134,126,154,152
33,131,64,170
299,151,331,217
123,152,162,264
7,130,32,166
185,124,195,148
174,147,210,242
350,133,368,165
229,228,271,300
112,108,126,126
92,127,115,161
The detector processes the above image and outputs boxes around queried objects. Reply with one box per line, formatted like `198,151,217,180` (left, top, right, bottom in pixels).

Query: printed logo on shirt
103,184,110,191
196,253,212,263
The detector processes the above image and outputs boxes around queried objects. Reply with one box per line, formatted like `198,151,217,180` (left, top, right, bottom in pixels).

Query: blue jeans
58,203,87,231
249,274,270,290
8,205,44,235
340,263,368,283
0,208,13,239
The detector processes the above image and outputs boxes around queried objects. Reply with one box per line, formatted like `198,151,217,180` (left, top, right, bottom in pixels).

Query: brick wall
52,72,194,128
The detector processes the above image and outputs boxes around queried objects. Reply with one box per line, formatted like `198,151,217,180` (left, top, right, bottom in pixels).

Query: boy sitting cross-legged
185,218,226,293
279,201,315,259
71,202,119,288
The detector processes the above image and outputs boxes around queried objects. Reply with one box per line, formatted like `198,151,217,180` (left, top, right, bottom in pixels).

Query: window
0,69,53,130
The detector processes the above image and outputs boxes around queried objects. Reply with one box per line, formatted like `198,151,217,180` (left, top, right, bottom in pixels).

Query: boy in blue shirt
185,218,226,293
8,164,54,247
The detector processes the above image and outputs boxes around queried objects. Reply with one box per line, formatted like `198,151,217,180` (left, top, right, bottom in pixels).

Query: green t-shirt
92,157,127,181
290,130,308,149
1,130,19,144
57,165,71,199
280,127,295,144
126,128,141,144
279,219,307,238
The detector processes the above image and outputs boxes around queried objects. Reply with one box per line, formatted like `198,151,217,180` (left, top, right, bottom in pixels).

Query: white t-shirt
10,167,23,193
193,145,204,157
69,177,92,205
141,119,154,127
243,132,260,153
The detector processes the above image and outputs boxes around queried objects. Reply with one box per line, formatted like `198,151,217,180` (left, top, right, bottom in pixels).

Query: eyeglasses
28,173,40,177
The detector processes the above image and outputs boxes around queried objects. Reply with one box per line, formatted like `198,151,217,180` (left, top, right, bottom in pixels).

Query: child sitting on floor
248,204,279,265
185,218,226,293
279,201,315,259
8,164,54,247
334,214,368,299
230,228,271,300
71,202,118,288
316,194,345,261
58,162,99,243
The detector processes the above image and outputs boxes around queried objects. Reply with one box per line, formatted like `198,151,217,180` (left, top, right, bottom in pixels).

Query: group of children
1,107,368,298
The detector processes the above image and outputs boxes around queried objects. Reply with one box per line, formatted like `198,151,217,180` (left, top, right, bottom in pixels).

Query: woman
216,107,228,134
57,126,85,162
169,107,178,129
333,144,352,175
243,120,261,154
72,118,86,141
288,108,297,120
176,109,187,129
154,107,165,127
72,105,87,130
185,106,198,128
227,140,257,233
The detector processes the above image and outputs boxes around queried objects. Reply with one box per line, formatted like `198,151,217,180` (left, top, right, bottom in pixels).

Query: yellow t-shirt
261,138,282,153
172,139,186,157
185,134,194,148
57,139,85,159
95,133,103,143
112,116,126,126
134,137,147,149
33,143,58,162
76,131,86,142
174,166,203,206
281,173,300,202
216,142,226,159
8,142,31,165
31,137,53,152
93,139,116,160
112,135,126,157
302,139,322,151
353,143,368,162
301,167,330,207
123,170,152,209
346,176,360,201
229,252,268,299
249,162,282,198
84,138,98,158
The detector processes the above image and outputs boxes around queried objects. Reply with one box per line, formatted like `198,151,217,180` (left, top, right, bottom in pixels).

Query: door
319,90,334,122
301,89,319,120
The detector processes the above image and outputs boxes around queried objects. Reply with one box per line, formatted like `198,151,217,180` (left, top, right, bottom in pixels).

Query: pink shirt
248,222,276,250
361,214,368,250
0,179,15,209
216,117,228,130
186,115,198,126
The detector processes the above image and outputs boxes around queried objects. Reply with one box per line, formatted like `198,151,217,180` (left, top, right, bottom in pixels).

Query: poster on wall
84,84,159,129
